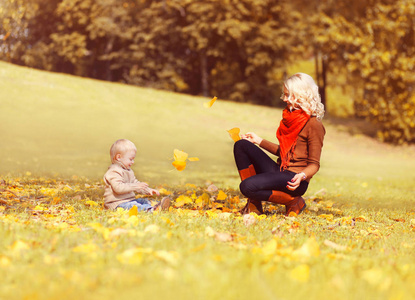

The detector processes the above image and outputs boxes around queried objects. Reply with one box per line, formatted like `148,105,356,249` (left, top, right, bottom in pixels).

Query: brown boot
240,198,264,215
238,164,256,181
267,191,306,216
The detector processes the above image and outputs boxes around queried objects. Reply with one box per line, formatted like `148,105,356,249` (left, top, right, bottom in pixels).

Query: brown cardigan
259,117,325,181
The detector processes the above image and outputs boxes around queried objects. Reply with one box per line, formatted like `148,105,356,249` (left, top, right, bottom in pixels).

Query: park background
1,0,415,299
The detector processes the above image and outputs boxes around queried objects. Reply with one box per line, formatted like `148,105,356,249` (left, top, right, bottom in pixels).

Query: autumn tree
0,0,60,70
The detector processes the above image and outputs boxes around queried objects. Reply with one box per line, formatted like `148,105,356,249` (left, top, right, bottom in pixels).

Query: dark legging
234,139,308,201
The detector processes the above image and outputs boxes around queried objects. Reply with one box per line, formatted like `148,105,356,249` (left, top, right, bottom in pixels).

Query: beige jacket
103,162,149,210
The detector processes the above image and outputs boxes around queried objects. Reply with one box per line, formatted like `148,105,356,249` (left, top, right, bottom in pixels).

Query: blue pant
234,139,308,201
116,198,153,211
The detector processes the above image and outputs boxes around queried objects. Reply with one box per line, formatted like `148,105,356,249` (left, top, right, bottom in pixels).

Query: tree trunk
320,55,327,108
200,51,209,97
314,51,327,109
104,36,115,81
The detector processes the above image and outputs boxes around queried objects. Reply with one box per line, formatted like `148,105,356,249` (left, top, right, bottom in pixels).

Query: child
103,139,170,211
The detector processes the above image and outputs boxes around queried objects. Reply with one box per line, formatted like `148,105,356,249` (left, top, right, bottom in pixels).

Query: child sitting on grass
103,139,170,211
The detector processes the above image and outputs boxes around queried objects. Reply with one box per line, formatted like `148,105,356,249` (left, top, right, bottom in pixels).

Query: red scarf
276,108,310,170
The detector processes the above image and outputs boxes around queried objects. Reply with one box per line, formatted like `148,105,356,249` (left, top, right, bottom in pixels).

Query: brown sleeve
259,139,280,156
302,119,325,180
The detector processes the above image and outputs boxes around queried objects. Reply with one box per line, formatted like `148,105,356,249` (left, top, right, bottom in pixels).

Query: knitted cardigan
103,162,149,210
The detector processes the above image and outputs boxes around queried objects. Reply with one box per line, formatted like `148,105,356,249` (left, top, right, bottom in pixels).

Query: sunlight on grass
1,61,415,300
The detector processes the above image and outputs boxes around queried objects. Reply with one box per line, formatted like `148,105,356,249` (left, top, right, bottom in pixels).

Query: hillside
1,61,414,207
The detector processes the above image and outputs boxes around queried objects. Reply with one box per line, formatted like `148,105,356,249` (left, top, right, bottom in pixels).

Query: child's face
117,150,136,169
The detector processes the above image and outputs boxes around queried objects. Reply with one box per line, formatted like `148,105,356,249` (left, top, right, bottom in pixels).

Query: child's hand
147,188,160,196
135,182,149,191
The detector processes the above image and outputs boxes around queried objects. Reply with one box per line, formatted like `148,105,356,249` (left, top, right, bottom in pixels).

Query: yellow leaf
85,200,98,207
159,188,172,195
173,149,188,162
205,226,216,237
144,224,160,234
172,160,186,171
217,190,227,200
129,205,138,217
290,264,310,282
261,239,278,256
0,256,11,266
34,205,45,211
117,248,145,265
318,214,334,222
175,195,193,207
203,96,217,108
125,215,139,226
154,250,179,265
292,237,320,260
227,127,241,142
72,243,98,253
188,157,199,161
190,244,206,253
11,240,30,252
196,193,210,207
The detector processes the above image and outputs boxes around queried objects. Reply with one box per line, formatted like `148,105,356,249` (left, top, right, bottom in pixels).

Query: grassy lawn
1,61,415,299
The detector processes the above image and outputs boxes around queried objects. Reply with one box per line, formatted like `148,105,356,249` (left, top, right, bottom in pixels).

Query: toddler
103,139,170,211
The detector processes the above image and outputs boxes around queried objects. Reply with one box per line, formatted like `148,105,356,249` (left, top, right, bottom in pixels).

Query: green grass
1,61,415,300
1,61,414,205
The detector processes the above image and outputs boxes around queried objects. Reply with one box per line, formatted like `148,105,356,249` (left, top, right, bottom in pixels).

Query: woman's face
281,86,292,108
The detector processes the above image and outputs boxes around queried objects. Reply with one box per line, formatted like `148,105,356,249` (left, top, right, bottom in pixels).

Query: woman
234,73,325,216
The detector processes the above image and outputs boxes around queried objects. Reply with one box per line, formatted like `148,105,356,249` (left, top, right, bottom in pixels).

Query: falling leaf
227,127,241,142
290,264,310,282
172,149,187,170
203,96,217,108
171,149,196,171
172,160,186,171
217,190,227,200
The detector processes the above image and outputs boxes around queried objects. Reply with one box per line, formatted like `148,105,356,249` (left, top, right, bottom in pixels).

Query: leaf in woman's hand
227,127,241,142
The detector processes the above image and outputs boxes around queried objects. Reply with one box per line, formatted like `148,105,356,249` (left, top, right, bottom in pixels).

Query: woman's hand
286,173,305,191
242,132,263,145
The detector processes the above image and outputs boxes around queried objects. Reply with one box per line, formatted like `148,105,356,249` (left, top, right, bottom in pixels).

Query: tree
0,0,60,70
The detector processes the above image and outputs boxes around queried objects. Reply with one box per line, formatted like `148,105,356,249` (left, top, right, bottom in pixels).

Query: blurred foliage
0,0,414,142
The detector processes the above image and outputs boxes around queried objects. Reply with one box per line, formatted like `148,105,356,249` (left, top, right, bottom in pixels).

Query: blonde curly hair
283,73,325,119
